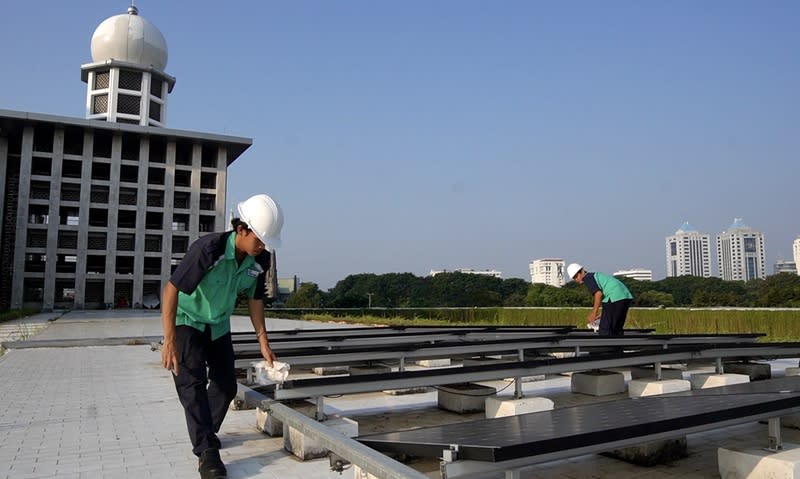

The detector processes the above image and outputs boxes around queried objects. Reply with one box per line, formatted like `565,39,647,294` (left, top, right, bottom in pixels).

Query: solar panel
357,377,800,463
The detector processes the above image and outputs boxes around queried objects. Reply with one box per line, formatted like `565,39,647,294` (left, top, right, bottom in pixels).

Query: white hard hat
237,194,284,250
566,263,583,280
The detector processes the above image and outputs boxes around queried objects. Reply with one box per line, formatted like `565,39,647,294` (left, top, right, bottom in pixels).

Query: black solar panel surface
357,376,800,462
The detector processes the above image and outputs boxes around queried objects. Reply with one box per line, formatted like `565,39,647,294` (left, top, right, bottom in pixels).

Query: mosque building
0,6,255,310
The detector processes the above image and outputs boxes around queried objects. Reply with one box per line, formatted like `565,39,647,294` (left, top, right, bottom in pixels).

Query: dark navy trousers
172,325,238,456
598,298,632,336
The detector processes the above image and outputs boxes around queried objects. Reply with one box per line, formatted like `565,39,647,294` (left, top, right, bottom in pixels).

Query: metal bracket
329,453,350,474
315,396,326,421
767,417,783,452
442,445,459,463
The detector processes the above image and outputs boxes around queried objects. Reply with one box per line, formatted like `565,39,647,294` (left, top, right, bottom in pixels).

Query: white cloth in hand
251,360,290,385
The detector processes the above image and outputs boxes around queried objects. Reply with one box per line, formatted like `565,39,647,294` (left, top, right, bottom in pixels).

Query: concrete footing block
382,387,430,395
628,379,691,398
353,466,378,479
485,396,554,418
349,365,391,376
719,443,800,479
606,437,688,466
256,399,317,437
630,366,684,380
312,365,349,376
284,416,359,460
571,370,626,396
723,362,771,381
437,383,496,413
416,358,451,367
690,373,750,390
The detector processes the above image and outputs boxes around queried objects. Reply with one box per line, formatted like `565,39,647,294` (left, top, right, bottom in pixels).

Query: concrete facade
529,258,565,287
0,110,250,310
716,218,766,281
665,222,712,278
0,6,257,310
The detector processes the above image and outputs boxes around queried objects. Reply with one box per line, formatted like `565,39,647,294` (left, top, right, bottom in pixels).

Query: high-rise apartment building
665,222,711,277
529,258,565,287
716,218,766,281
794,237,800,275
0,7,252,310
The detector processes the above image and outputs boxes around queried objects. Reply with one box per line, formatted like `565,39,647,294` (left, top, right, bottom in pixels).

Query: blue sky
2,1,798,289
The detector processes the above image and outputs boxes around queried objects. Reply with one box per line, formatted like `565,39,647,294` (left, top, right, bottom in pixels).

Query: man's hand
161,338,179,376
260,342,276,368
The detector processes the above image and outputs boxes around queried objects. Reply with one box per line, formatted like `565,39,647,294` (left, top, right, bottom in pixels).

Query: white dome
90,6,168,71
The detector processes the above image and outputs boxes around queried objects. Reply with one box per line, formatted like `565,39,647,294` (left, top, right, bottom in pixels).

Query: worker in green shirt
567,263,633,336
161,193,283,479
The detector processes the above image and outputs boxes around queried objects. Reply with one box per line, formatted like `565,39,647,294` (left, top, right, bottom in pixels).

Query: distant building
774,259,797,275
794,238,800,275
275,276,299,305
529,258,565,287
429,268,502,278
613,269,653,282
665,222,711,278
0,7,251,310
716,218,766,281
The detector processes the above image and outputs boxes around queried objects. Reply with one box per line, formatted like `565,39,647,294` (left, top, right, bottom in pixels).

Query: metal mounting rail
269,342,800,399
267,402,429,479
230,325,580,343
233,333,763,368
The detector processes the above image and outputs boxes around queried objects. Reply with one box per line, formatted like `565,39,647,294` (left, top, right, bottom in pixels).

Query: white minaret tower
81,5,175,126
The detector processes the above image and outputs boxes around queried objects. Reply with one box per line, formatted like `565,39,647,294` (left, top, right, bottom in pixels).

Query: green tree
634,290,674,307
285,282,322,308
525,283,588,307
427,272,505,307
749,273,800,307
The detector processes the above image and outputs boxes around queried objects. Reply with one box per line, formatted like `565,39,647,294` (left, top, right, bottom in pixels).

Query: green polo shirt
170,231,268,340
584,272,634,303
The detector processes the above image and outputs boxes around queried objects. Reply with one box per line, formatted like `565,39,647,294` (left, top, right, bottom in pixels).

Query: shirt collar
225,231,238,260
225,230,255,270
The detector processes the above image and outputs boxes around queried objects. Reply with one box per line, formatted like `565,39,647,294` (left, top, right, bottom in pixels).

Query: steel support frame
274,344,800,399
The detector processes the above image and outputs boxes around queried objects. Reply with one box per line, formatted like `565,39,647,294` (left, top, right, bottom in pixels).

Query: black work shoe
198,448,227,479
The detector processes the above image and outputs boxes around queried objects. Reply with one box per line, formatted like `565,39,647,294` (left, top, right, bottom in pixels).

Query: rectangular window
94,71,110,89
93,94,109,114
744,237,756,253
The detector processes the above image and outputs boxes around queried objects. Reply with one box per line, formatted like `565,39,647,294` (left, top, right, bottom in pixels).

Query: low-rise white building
613,269,653,282
529,258,565,287
429,268,502,278
774,259,797,275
